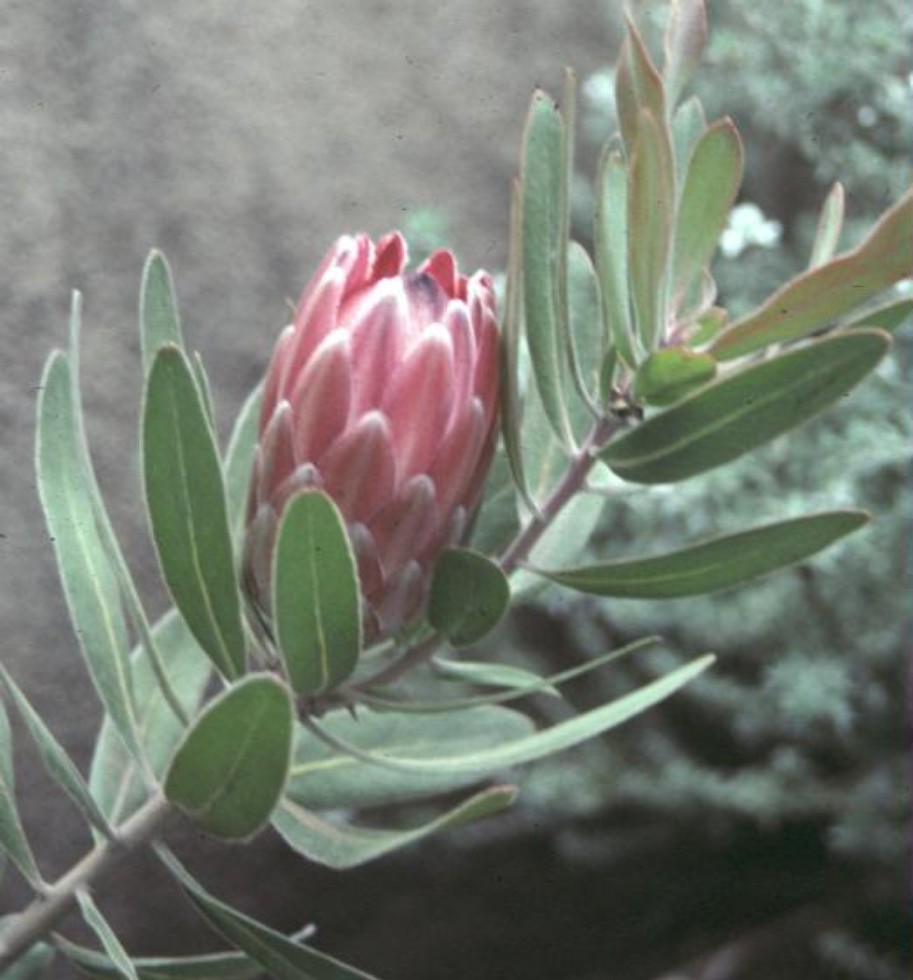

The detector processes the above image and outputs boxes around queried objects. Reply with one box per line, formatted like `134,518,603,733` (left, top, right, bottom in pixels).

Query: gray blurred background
1,1,910,978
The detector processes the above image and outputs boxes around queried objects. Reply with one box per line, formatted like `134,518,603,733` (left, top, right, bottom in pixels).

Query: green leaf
56,937,262,980
67,291,189,739
601,330,891,484
839,296,913,334
0,698,44,890
432,658,559,698
192,351,217,432
90,611,213,826
223,385,262,551
662,0,707,109
428,549,509,647
362,637,658,715
633,346,717,406
565,241,605,429
628,108,675,350
521,90,574,446
273,492,361,697
305,657,714,779
139,251,184,374
712,190,913,359
499,179,537,515
164,676,293,841
0,923,54,980
37,352,143,762
287,706,534,810
273,784,516,870
156,846,380,980
672,118,743,306
670,96,707,186
808,182,845,269
143,345,245,680
77,892,139,980
615,18,667,155
595,148,637,368
0,666,114,841
468,447,521,556
533,511,869,599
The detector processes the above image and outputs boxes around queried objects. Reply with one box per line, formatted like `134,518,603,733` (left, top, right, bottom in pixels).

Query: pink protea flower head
244,231,500,643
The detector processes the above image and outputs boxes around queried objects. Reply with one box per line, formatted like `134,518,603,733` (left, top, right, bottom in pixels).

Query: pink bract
244,231,499,642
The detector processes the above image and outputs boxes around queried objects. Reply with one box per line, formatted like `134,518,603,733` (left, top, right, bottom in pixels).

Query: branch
0,793,174,972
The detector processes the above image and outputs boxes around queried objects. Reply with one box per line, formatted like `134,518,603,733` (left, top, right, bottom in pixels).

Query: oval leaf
628,108,675,350
273,785,516,870
428,548,510,647
164,676,293,841
143,345,245,680
672,117,743,305
595,148,637,368
521,90,574,446
140,251,184,374
533,511,869,598
156,847,380,980
601,329,891,484
273,491,361,697
662,0,707,108
712,189,913,359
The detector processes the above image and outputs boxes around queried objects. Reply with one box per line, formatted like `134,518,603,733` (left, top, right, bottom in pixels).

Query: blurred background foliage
515,1,911,977
410,1,911,976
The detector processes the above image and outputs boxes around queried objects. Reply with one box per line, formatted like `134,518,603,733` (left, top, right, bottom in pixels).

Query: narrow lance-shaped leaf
143,345,245,680
90,611,213,827
157,845,381,980
615,18,667,154
0,929,54,979
272,491,361,697
164,675,293,841
428,548,509,648
565,240,604,428
839,296,913,335
662,0,708,110
77,891,139,980
37,352,144,762
56,935,264,980
305,656,714,779
672,117,743,306
712,189,913,359
0,666,114,840
0,697,45,890
499,179,537,514
628,107,675,351
432,658,560,698
808,182,845,269
521,90,575,447
532,511,869,599
595,147,637,368
288,705,534,811
273,785,516,871
139,250,184,374
223,384,263,549
670,95,707,186
602,329,891,484
67,291,189,734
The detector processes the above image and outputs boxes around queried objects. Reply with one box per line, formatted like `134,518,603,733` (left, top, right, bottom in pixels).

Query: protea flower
244,231,500,643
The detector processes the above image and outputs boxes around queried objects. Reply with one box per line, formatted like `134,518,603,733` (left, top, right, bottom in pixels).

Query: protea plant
244,231,500,642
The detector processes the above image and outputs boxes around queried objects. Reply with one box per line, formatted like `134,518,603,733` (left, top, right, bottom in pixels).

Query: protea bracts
244,231,500,643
